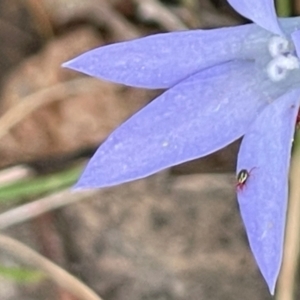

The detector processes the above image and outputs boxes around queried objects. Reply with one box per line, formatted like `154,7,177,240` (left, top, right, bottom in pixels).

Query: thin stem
0,188,98,229
0,164,83,203
0,78,95,141
0,234,103,300
276,0,292,17
133,0,188,31
275,129,300,300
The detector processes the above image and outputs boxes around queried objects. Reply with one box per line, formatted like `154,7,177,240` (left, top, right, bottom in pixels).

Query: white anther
268,36,290,57
281,54,300,70
267,58,288,82
267,54,300,82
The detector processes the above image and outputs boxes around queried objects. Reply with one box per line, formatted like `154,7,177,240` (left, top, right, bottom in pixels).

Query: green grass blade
0,164,83,203
0,265,45,283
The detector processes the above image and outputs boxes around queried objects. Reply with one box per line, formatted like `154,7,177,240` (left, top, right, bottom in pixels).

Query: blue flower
63,0,300,294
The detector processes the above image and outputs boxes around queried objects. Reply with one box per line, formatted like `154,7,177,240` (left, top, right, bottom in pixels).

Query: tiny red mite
236,168,255,191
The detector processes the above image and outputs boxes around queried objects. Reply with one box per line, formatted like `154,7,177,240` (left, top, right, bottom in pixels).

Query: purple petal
63,24,268,89
75,61,273,189
236,88,300,294
227,0,282,35
291,29,300,58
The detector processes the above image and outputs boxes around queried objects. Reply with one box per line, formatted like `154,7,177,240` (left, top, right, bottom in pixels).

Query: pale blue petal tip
269,280,276,296
72,182,86,191
61,62,68,68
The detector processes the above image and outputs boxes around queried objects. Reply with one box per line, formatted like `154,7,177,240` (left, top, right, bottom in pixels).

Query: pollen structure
267,36,300,82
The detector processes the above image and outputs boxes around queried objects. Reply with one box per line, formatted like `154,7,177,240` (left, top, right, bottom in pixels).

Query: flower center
266,36,300,82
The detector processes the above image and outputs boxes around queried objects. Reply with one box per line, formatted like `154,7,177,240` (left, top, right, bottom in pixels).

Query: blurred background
0,0,298,299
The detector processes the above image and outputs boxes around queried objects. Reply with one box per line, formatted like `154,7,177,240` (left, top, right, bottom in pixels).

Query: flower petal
291,29,300,58
75,60,278,189
63,17,300,89
227,0,282,35
236,88,300,294
63,24,270,89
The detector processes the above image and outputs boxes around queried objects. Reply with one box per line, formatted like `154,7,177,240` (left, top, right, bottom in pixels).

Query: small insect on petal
236,167,256,191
